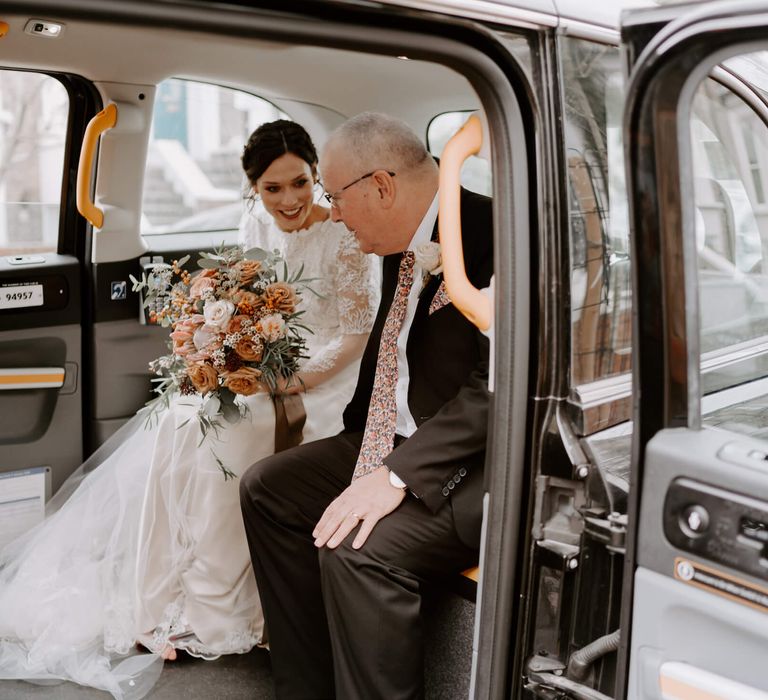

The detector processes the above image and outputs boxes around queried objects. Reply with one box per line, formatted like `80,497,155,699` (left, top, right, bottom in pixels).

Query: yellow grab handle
77,102,117,228
438,114,492,332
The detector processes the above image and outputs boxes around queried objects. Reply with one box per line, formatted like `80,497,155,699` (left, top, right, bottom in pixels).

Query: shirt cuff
388,469,407,489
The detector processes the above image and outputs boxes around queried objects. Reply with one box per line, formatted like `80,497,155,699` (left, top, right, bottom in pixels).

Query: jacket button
447,480,455,490
454,473,461,483
459,467,467,477
442,487,450,497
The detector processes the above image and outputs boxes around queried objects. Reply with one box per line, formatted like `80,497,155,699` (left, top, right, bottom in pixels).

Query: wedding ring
351,512,362,521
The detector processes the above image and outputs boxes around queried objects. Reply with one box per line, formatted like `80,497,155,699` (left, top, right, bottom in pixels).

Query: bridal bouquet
131,245,311,477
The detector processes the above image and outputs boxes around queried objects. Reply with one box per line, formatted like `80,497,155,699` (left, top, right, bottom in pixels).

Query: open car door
621,2,768,698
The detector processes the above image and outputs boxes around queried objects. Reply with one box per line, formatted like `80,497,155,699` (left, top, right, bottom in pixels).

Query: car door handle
0,367,65,390
77,102,117,229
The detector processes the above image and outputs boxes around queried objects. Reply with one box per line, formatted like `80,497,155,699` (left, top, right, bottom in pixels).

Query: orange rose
223,366,263,396
233,290,260,313
235,260,262,287
262,282,297,314
228,315,252,334
187,362,219,394
234,336,263,362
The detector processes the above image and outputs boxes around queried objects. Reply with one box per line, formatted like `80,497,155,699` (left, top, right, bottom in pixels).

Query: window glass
560,38,631,387
141,79,286,235
0,71,68,255
427,111,492,196
690,62,768,398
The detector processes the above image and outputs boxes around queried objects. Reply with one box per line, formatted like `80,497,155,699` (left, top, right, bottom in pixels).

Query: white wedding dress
0,213,379,699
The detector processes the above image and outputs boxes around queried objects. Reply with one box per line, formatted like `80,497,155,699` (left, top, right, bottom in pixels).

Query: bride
0,120,380,699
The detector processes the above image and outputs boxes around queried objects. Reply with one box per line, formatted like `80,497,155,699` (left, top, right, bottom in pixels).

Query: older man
240,112,493,699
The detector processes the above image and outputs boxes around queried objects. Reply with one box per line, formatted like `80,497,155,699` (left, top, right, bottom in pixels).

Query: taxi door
620,3,768,698
0,68,97,532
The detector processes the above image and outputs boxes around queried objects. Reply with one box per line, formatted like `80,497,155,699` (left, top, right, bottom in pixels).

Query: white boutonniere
414,242,443,278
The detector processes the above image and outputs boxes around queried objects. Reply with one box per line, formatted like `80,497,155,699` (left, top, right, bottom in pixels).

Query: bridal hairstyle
241,119,319,192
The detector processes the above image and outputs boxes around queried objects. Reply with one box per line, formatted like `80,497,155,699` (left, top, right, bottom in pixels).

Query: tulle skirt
0,360,359,699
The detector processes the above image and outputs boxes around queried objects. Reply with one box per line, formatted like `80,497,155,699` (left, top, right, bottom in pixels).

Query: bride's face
255,153,316,232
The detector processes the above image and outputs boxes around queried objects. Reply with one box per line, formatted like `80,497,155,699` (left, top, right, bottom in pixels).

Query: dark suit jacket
342,188,493,547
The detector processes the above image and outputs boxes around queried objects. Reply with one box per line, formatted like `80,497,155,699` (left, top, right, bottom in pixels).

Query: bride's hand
274,374,305,395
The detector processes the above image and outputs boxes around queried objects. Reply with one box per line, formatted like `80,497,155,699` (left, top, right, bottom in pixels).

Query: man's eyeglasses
323,170,396,207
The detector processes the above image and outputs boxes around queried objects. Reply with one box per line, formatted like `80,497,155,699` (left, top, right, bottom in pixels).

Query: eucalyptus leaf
203,396,221,417
244,247,268,261
221,401,240,424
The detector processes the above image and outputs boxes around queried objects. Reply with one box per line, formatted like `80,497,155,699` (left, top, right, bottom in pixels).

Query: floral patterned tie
352,251,415,480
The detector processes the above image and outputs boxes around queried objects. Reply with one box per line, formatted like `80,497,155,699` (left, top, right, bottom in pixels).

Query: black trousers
239,431,479,700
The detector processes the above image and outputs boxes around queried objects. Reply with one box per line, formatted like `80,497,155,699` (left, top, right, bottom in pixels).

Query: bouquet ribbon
272,393,307,453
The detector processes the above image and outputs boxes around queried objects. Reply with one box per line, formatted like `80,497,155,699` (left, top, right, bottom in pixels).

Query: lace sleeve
297,226,379,383
334,229,380,335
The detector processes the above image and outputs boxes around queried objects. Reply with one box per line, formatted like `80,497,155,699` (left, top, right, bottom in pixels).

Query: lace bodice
239,210,380,374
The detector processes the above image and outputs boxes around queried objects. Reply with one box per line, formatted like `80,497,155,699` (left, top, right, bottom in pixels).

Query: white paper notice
0,467,47,550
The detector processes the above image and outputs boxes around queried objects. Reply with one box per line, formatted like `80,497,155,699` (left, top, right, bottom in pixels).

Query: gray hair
326,112,431,175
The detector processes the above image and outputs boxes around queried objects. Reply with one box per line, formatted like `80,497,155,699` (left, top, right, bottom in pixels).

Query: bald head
324,112,434,176
321,112,439,255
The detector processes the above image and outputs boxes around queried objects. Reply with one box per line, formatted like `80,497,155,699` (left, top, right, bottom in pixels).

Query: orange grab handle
438,114,492,331
76,102,117,228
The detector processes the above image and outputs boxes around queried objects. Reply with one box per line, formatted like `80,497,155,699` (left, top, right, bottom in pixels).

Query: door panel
622,4,768,698
0,256,82,492
629,429,768,698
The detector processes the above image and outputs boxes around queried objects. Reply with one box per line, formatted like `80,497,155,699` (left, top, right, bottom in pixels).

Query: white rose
259,313,287,342
203,299,235,331
414,241,443,275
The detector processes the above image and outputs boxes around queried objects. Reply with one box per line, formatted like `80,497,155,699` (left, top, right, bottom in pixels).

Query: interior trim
0,367,65,390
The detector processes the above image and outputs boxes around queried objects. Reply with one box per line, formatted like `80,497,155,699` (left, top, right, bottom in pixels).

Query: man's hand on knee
313,466,405,550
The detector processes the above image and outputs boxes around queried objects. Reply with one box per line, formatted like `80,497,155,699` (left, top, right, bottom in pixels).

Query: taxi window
427,111,492,196
561,37,631,390
689,62,768,402
140,78,286,236
0,70,69,256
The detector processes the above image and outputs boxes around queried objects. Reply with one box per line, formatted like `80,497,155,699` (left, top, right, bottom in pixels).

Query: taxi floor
0,647,274,699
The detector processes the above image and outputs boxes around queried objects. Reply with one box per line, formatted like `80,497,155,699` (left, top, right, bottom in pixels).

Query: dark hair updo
241,119,319,186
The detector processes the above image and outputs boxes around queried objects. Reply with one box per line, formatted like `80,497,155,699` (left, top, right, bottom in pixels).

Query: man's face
321,150,386,255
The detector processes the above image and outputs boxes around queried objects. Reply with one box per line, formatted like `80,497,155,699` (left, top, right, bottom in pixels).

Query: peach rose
262,282,297,314
189,269,218,298
173,337,196,357
186,350,212,363
193,324,221,352
223,366,263,396
170,318,199,356
187,362,219,394
234,336,263,362
258,313,287,342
